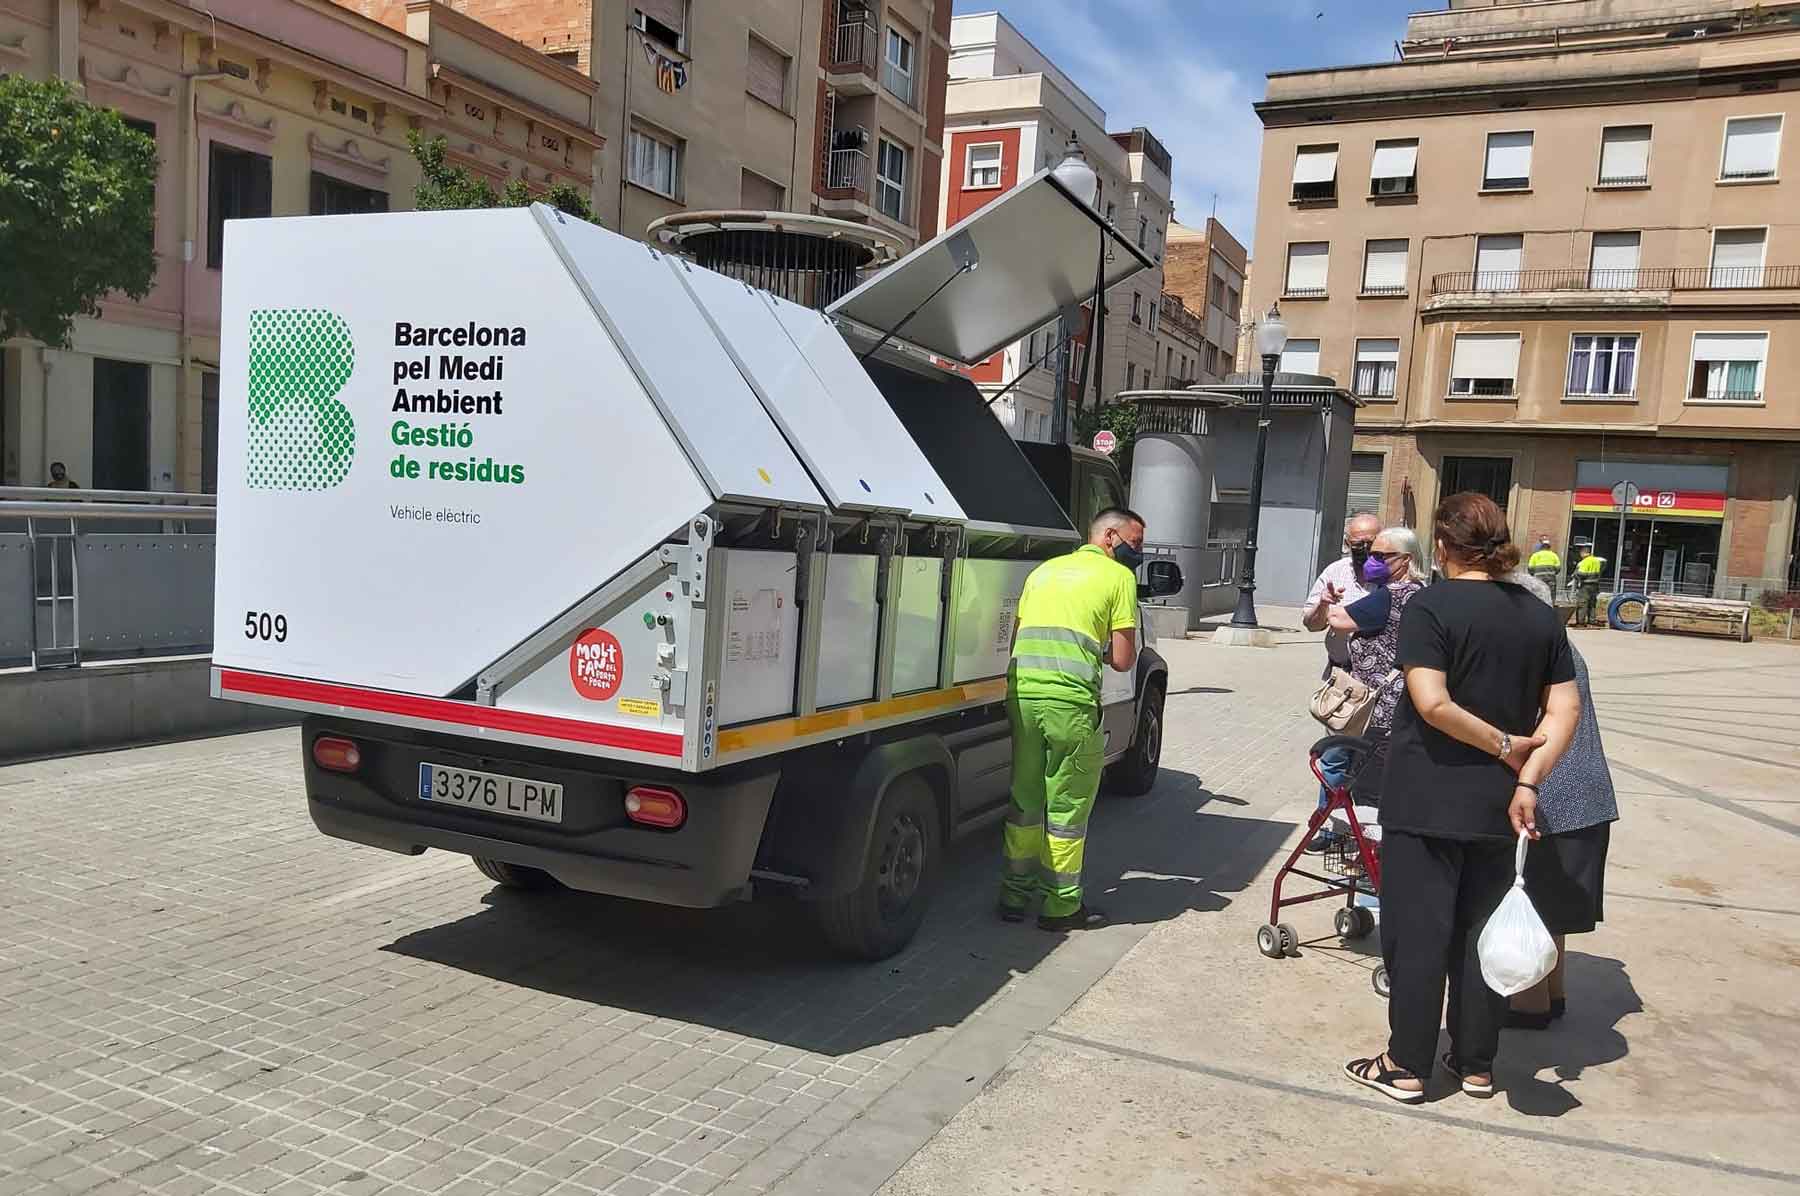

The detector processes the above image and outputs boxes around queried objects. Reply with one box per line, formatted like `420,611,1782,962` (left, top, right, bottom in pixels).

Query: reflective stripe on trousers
999,693,1102,918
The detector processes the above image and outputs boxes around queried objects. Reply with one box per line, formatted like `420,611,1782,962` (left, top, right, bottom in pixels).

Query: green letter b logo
246,308,356,490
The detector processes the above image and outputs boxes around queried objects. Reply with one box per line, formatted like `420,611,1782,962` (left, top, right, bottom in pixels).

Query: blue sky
951,0,1428,243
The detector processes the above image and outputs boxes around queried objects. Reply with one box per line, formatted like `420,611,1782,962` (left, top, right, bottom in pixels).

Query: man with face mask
1300,511,1382,852
998,508,1145,931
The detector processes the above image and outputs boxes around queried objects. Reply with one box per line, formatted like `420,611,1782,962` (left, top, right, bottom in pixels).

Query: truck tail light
312,736,362,773
625,785,686,829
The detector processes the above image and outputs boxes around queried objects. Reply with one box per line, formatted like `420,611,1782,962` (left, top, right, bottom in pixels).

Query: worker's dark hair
1433,491,1521,575
1090,507,1145,537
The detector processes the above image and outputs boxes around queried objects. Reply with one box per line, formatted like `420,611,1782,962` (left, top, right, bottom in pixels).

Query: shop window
1442,455,1512,512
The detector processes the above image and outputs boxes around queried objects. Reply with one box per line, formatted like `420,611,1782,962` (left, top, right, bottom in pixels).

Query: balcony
829,19,878,93
1158,293,1205,343
824,146,869,198
1431,265,1800,295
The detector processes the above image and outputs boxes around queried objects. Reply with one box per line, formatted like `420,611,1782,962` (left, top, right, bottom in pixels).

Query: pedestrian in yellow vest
1574,546,1606,625
1527,537,1562,594
999,508,1145,931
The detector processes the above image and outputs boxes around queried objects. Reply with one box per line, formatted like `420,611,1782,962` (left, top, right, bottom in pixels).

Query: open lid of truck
826,169,1155,367
670,258,962,520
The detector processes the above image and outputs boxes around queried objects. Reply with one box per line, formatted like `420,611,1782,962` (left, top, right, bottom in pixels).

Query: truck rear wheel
817,775,941,960
472,857,559,890
1105,681,1164,797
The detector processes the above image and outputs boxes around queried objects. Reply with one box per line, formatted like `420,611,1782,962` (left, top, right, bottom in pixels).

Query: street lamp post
1229,303,1289,629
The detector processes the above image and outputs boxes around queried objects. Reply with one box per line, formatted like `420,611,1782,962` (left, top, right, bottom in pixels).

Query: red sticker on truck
570,629,624,700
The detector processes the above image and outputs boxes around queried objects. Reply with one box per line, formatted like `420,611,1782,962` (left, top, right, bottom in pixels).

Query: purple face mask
1360,556,1392,587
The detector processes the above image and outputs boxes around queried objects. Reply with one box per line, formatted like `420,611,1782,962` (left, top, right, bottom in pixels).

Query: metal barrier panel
0,535,32,665
76,535,216,657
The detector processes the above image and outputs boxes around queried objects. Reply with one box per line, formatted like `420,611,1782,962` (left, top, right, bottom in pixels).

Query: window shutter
1292,147,1338,185
747,37,787,109
1450,333,1522,381
1484,131,1533,183
1280,339,1320,375
1693,332,1767,363
1369,140,1418,181
1475,234,1522,279
1589,232,1640,280
1362,240,1408,291
637,0,684,35
1285,242,1329,293
1347,454,1385,517
1356,338,1399,365
1711,228,1765,270
1599,126,1651,182
1721,116,1781,177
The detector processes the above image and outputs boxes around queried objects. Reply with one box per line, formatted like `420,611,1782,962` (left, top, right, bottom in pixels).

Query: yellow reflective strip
1046,836,1086,875
716,679,1008,755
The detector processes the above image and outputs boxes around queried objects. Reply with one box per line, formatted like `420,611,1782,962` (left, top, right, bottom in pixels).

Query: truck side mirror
1139,559,1183,599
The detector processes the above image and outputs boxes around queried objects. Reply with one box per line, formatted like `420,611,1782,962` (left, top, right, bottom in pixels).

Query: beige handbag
1309,668,1398,737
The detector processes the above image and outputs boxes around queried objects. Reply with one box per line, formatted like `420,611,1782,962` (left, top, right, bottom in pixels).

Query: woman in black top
1344,493,1580,1104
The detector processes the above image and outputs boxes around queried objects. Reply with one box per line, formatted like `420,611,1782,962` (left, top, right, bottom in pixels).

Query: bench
1640,594,1752,642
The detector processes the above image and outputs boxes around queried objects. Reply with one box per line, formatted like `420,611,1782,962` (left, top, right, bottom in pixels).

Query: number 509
245,611,288,642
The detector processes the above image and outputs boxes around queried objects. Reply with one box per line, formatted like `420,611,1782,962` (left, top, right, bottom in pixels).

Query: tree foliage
408,130,597,222
0,75,157,346
1075,400,1140,481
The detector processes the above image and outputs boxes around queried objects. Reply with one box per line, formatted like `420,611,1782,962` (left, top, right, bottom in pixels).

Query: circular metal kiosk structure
647,210,903,311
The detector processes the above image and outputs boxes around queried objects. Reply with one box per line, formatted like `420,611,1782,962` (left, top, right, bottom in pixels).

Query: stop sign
1092,430,1117,455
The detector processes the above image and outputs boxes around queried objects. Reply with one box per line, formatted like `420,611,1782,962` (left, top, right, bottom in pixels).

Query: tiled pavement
0,633,1320,1196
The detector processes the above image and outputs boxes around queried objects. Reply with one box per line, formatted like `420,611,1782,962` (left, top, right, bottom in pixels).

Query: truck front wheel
1105,680,1164,797
472,857,559,890
817,775,941,960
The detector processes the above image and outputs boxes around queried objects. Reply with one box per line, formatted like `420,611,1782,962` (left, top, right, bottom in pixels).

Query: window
1291,144,1338,201
1220,350,1234,375
740,168,784,210
1280,338,1320,376
1208,276,1225,311
965,142,1002,188
1148,301,1158,333
1361,239,1408,295
875,137,907,221
1482,131,1533,190
309,173,388,215
1566,334,1638,397
123,117,158,248
1369,138,1418,196
1589,231,1640,288
883,25,915,107
1225,286,1240,318
1138,215,1148,249
201,371,220,494
1442,456,1513,511
633,1,685,53
747,35,790,111
628,126,681,198
91,359,150,491
1131,292,1143,324
1474,234,1522,289
546,48,581,69
1165,346,1174,379
1689,332,1768,401
1710,227,1766,288
206,142,271,269
1126,363,1136,390
1448,333,1522,396
1348,453,1385,518
1353,338,1399,399
1284,241,1329,297
1598,125,1651,186
1720,115,1781,181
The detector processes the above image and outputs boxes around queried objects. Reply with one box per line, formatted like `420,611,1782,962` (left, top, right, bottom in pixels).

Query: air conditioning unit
1374,175,1415,196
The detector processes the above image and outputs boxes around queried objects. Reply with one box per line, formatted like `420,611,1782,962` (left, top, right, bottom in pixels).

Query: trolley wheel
1256,924,1284,959
1354,907,1378,939
1334,907,1358,939
1372,965,1391,999
1277,923,1299,956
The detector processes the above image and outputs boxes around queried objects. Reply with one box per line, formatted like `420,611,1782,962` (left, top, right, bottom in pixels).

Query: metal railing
826,146,869,193
1158,293,1205,341
1432,264,1800,294
1,487,216,670
831,19,878,73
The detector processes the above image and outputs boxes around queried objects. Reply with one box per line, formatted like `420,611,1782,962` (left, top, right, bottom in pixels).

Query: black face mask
1112,541,1145,572
1349,541,1373,572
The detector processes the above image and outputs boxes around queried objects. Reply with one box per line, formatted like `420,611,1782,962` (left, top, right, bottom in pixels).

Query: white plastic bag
1477,831,1558,997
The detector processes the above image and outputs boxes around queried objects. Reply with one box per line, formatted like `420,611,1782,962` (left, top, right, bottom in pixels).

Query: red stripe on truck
218,670,684,757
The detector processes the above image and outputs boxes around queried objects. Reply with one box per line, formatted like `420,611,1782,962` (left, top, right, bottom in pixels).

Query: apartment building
1,0,600,493
1250,0,1800,596
941,11,1173,443
1163,217,1248,385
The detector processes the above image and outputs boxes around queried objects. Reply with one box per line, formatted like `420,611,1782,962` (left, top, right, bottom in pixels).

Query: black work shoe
997,902,1027,924
1038,905,1108,932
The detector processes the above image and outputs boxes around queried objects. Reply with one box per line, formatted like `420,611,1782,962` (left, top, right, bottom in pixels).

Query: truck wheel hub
876,813,925,914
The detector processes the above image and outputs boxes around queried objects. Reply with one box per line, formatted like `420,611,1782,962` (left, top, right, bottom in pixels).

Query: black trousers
1381,830,1515,1077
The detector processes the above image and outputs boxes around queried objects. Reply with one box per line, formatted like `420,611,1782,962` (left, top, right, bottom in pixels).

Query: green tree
407,130,597,222
0,75,157,346
1075,400,1140,481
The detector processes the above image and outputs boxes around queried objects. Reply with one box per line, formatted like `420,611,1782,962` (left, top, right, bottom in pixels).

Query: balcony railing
832,19,878,74
1432,265,1800,294
826,146,869,193
1158,294,1204,341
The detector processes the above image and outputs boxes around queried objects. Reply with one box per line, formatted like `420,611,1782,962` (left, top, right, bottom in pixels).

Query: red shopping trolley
1256,734,1388,997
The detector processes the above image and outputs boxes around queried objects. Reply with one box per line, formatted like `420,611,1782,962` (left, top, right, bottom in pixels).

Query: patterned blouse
1347,580,1423,732
1536,647,1620,833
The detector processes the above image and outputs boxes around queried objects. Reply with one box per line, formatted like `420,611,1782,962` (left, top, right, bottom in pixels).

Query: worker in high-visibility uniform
1574,544,1606,626
1527,537,1562,594
999,507,1144,931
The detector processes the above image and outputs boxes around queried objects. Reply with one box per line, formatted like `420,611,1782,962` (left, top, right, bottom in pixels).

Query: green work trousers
1000,694,1102,918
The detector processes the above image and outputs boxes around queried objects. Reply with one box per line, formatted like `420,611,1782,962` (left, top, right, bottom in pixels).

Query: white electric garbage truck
211,169,1180,958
